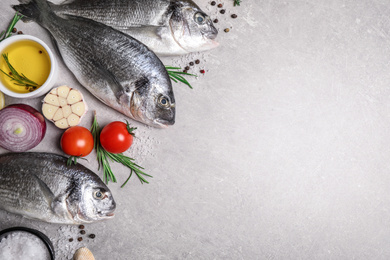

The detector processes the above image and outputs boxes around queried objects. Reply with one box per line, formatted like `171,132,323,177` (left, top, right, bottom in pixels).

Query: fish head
169,0,219,53
129,76,175,128
67,180,116,223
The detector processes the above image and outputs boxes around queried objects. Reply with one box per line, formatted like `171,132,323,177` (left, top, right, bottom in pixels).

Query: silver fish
50,0,219,56
0,152,116,224
14,0,175,128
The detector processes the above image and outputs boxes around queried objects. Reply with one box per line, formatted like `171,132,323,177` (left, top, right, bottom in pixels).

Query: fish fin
13,0,52,24
90,60,128,104
120,25,164,41
32,174,55,205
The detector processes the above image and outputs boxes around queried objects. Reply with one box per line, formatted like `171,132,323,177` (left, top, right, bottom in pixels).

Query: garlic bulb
42,85,88,129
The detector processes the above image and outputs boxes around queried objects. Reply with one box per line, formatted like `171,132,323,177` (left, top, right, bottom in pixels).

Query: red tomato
60,126,94,157
100,121,135,154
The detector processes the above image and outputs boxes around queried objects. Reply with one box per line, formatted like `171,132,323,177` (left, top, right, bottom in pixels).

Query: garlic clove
57,85,71,98
44,94,60,106
42,103,59,120
67,89,83,104
54,118,69,129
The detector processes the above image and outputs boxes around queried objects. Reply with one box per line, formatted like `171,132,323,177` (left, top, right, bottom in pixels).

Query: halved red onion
0,104,46,152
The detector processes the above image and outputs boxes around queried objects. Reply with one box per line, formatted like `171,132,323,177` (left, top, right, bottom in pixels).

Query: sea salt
0,231,51,260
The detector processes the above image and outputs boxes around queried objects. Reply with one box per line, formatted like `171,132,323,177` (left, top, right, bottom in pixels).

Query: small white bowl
0,35,58,98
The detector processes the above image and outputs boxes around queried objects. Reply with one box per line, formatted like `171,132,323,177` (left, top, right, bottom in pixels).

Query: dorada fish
0,152,116,224
50,0,219,56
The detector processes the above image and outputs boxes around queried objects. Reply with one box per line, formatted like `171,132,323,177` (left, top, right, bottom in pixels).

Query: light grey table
1,0,390,259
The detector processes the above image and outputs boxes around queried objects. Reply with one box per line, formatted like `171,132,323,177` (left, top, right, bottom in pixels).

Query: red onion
0,104,46,152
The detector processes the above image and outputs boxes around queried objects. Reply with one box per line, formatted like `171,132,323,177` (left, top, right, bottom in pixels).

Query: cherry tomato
60,126,94,157
100,121,135,154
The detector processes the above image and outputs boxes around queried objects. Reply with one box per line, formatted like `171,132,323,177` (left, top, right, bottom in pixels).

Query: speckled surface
1,0,390,259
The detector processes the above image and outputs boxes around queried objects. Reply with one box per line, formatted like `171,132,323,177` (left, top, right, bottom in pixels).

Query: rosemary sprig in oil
0,53,40,92
0,12,23,43
165,66,197,89
91,112,152,186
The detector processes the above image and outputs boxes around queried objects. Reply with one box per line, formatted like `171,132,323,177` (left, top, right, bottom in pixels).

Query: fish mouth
154,118,175,128
98,211,115,219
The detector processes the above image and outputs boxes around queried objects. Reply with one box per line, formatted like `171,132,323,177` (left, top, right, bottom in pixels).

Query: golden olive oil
0,40,51,93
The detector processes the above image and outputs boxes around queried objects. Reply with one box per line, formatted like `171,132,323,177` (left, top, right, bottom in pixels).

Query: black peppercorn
213,19,218,23
195,60,200,64
79,225,85,229
211,1,216,5
189,62,194,66
17,31,23,34
185,66,190,70
217,3,223,8
69,238,73,242
220,9,226,14
12,28,17,33
80,230,86,235
231,14,238,18
89,234,96,239
77,237,83,242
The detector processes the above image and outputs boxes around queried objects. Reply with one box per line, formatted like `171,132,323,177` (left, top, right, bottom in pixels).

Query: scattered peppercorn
39,50,43,54
220,9,226,14
79,225,85,229
224,28,230,33
217,3,223,8
80,230,86,235
77,237,83,242
89,234,96,239
213,19,218,23
195,59,200,64
69,238,74,242
17,31,23,34
231,14,238,18
183,70,188,73
211,1,216,5
12,28,17,33
200,69,205,74
185,66,190,70
8,72,12,76
189,62,194,66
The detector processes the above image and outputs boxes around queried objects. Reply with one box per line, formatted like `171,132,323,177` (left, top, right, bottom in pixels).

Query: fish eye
194,12,206,25
93,190,104,200
158,95,170,108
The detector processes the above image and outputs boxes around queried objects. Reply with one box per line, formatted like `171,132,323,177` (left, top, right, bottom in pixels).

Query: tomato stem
125,120,136,137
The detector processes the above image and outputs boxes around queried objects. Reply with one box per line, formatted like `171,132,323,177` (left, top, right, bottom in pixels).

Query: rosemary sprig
0,53,40,91
91,112,152,186
234,0,241,6
165,66,197,89
0,12,23,43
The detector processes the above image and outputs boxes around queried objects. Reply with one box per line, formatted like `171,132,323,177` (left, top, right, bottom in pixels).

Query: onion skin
0,104,46,152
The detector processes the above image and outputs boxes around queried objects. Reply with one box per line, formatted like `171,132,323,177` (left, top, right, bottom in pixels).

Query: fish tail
13,0,52,24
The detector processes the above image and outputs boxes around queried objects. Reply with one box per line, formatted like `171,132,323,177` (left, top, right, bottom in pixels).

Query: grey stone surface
1,0,390,259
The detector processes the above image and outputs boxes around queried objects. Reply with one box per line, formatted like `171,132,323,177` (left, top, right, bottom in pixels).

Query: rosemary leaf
0,13,23,43
165,66,197,89
234,0,241,6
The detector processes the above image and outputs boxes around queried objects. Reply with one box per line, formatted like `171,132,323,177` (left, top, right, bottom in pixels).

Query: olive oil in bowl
0,35,57,98
0,40,51,93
